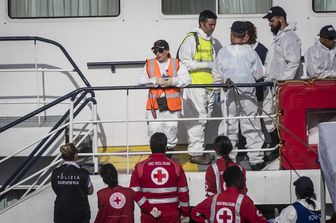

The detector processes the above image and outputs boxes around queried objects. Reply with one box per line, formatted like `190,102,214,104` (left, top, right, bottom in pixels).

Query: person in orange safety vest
130,132,190,223
138,40,191,155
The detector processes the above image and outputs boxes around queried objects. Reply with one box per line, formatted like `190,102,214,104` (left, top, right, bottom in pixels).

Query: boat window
313,0,336,12
306,109,336,145
218,0,272,14
8,0,120,18
161,0,216,15
161,0,272,15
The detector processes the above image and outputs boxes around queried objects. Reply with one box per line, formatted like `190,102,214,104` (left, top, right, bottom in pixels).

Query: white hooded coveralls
178,28,216,155
213,44,265,165
305,40,336,78
263,22,302,132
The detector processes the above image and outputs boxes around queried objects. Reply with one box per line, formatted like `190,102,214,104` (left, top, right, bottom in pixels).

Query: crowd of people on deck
138,7,336,171
50,5,336,223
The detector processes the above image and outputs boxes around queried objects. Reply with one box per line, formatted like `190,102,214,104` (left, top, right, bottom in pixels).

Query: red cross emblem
114,196,121,204
216,207,233,223
151,167,169,185
109,192,126,209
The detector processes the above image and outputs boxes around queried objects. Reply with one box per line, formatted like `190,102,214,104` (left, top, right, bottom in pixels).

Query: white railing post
320,170,326,223
93,102,99,173
126,89,130,173
69,99,74,143
34,39,42,127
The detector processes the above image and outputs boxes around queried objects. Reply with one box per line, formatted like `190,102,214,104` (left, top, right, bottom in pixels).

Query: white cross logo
151,167,169,185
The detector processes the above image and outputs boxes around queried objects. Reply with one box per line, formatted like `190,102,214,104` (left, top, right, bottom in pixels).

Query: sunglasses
152,48,165,54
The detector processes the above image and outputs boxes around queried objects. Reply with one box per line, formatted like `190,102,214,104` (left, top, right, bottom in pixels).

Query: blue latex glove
215,91,221,106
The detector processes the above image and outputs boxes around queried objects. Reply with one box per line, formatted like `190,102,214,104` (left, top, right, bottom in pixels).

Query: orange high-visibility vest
146,58,182,111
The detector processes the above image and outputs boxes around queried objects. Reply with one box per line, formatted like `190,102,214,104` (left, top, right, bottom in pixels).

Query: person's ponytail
305,197,316,209
223,154,232,168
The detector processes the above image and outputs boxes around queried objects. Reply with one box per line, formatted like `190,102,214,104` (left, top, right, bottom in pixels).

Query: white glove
159,78,173,87
150,207,161,218
181,216,190,223
223,78,234,92
154,77,161,86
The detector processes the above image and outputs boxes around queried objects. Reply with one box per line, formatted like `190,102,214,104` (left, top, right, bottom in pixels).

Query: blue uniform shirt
292,201,321,223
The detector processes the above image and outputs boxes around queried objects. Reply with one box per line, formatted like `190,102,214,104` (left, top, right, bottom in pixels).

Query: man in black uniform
51,143,93,223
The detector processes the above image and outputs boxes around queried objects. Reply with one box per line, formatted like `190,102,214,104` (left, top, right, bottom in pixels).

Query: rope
230,81,317,155
222,79,324,178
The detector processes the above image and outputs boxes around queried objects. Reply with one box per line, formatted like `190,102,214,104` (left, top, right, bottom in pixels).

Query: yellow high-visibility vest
190,35,214,84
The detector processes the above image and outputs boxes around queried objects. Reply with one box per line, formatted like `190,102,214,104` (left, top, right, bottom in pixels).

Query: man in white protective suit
305,24,336,78
213,21,266,171
262,6,302,143
178,10,220,165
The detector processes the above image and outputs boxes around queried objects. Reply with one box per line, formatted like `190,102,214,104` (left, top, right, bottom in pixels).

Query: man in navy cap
262,6,302,148
271,176,321,222
213,21,266,171
305,25,336,78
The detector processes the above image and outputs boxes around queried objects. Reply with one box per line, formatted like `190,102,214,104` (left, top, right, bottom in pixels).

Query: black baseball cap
231,21,247,34
319,25,336,39
263,6,287,19
294,176,314,195
151,39,169,51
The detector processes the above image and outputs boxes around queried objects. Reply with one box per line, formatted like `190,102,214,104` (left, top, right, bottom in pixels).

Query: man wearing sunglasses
305,25,336,78
138,40,191,155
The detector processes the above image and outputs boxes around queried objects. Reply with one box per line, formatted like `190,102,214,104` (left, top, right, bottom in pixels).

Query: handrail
0,123,69,164
0,89,94,133
0,36,99,203
0,82,275,202
87,60,145,73
22,127,95,199
86,58,303,73
0,82,273,134
0,94,96,196
0,36,91,87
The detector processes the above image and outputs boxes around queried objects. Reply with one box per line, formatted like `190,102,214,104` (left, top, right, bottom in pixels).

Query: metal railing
0,36,94,200
0,36,92,88
0,91,96,197
87,60,145,73
0,37,278,208
0,81,281,212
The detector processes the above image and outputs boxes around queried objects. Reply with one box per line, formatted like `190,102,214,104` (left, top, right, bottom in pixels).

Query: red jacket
94,185,135,223
130,153,189,220
191,187,268,223
205,158,247,196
